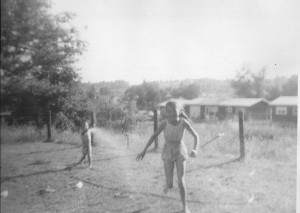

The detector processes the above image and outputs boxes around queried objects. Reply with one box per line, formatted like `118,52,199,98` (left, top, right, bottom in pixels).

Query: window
205,107,208,115
275,106,287,115
190,106,201,118
226,107,233,114
292,107,297,116
236,107,245,113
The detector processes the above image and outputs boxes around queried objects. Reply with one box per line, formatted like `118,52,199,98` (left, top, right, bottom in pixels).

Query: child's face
166,105,180,122
82,122,89,130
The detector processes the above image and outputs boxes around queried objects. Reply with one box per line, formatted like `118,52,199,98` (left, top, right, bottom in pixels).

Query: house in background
158,97,271,122
0,110,12,125
218,98,270,120
184,97,220,121
270,96,298,123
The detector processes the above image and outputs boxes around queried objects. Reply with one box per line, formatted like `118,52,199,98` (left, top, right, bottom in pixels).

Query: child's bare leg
87,141,92,169
77,153,87,165
66,153,86,170
176,159,190,213
163,159,175,193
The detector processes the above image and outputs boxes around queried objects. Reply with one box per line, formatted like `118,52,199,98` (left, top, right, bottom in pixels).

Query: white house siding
189,105,201,119
205,106,218,119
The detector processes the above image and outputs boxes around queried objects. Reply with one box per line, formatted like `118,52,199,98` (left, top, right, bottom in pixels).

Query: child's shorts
161,142,188,161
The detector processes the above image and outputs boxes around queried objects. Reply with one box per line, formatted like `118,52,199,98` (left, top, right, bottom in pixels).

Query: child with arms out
136,101,199,213
66,120,93,170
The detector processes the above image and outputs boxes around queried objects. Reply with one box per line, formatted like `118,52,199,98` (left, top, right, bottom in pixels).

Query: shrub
0,124,80,145
96,101,138,133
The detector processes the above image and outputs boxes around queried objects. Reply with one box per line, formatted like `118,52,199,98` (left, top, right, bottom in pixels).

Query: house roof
270,96,298,106
158,98,189,107
185,97,220,106
159,97,273,108
218,98,269,107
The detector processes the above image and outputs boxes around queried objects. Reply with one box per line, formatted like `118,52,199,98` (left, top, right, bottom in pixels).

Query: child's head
165,101,181,121
165,101,191,123
81,120,90,130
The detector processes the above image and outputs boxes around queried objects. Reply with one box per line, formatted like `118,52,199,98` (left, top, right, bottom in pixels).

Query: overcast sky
51,0,300,85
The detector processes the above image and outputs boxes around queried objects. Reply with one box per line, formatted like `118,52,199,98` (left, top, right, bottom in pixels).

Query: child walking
67,120,94,170
136,101,199,213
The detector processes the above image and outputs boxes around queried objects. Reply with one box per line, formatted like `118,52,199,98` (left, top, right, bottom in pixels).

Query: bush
0,125,45,143
1,124,81,144
54,112,76,132
96,101,138,133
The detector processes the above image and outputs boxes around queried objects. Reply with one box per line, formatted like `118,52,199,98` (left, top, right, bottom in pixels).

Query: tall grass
1,120,297,161
0,124,81,145
90,120,297,161
188,120,296,161
243,121,297,161
127,120,297,161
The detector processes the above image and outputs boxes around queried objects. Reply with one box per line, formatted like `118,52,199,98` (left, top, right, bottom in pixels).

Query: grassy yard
0,121,297,213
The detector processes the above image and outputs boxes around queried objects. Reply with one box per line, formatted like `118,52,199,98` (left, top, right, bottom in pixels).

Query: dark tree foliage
1,0,87,130
282,75,298,96
231,68,256,98
231,67,297,100
124,81,160,110
171,83,200,100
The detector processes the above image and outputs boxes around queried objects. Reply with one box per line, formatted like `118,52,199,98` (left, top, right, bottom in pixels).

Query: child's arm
87,131,92,169
136,120,167,161
182,119,199,152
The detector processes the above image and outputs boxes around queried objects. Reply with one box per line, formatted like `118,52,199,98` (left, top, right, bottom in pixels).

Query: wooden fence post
90,110,96,127
153,109,158,150
239,111,245,159
45,104,54,142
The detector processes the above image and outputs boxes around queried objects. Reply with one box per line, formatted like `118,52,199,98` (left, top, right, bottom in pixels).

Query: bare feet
182,207,191,213
163,186,172,194
163,186,169,194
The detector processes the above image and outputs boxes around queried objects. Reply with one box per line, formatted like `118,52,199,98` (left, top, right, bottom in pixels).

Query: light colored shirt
162,119,188,161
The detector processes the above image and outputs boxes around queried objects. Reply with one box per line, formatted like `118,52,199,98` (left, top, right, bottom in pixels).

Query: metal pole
153,109,158,150
239,111,245,159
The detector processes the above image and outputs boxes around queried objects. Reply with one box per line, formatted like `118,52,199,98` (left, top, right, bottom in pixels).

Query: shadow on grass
55,140,80,147
72,174,246,207
187,156,243,174
1,168,72,183
130,207,151,213
28,159,51,166
202,156,243,169
18,146,79,156
0,154,138,183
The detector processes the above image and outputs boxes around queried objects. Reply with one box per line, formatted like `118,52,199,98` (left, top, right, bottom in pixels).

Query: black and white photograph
1,0,299,212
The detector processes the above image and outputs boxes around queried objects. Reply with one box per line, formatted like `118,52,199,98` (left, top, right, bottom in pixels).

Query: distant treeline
1,0,297,136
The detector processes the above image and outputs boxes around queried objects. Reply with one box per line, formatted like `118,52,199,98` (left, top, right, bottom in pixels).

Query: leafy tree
99,86,111,95
282,75,298,96
265,76,287,100
266,85,281,101
231,67,297,99
231,68,255,98
1,0,86,140
252,68,267,98
170,82,200,99
181,83,201,99
124,81,160,110
87,85,97,99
